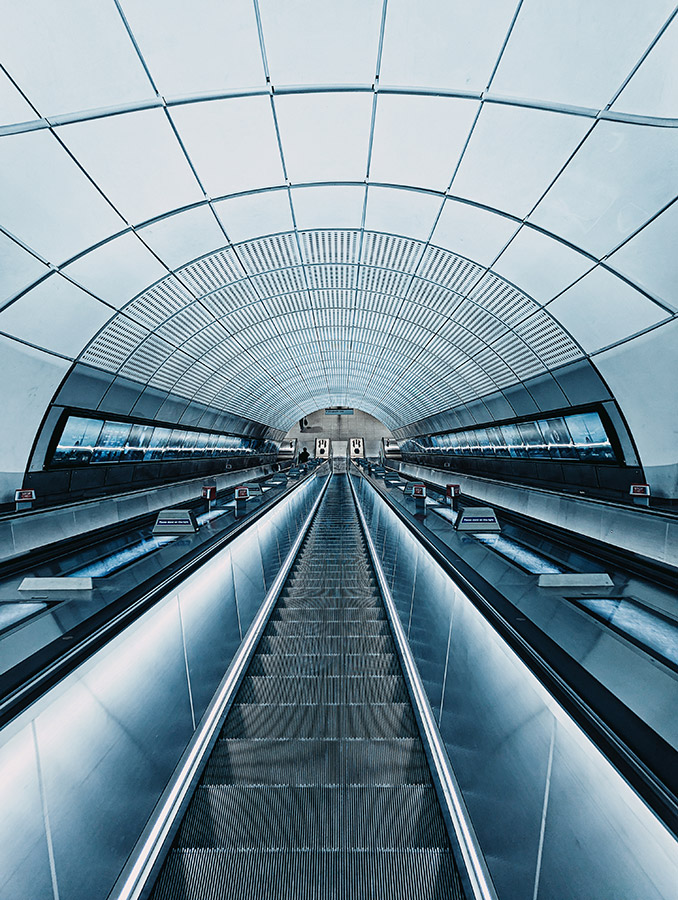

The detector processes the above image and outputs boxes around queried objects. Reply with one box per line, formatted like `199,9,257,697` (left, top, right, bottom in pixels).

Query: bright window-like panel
379,0,517,91
452,104,591,218
0,0,153,117
532,120,678,258
120,0,265,96
65,233,167,308
546,266,667,353
432,199,519,266
0,130,125,264
370,94,478,192
51,416,104,465
274,92,373,183
59,108,203,226
259,0,382,85
491,0,674,108
171,96,285,197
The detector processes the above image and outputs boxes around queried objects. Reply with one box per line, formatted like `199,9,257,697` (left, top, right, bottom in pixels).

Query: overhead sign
456,506,501,533
325,408,354,415
153,509,198,534
15,489,36,502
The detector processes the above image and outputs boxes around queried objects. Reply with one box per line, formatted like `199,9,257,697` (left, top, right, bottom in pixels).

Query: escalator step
203,739,432,787
176,785,448,850
264,619,390,637
152,848,464,900
247,653,400,677
270,607,386,622
256,634,395,655
236,675,409,705
221,702,419,740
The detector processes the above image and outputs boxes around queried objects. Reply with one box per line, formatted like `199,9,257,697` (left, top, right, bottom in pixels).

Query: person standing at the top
299,447,310,464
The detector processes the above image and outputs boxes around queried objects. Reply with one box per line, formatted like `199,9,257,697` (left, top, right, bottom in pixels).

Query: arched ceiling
0,0,677,435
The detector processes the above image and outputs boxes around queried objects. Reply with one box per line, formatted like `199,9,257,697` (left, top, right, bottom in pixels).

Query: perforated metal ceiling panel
74,231,582,429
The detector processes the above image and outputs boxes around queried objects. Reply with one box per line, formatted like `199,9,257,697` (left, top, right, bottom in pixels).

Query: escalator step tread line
150,475,465,900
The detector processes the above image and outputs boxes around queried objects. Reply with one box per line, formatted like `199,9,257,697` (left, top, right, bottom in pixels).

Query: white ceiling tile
275,92,373,183
120,0,266,96
214,191,294,243
0,274,112,357
546,266,667,352
138,205,227,269
259,0,382,85
432,200,519,266
64,233,168,308
171,97,285,197
452,104,591,218
0,130,125,264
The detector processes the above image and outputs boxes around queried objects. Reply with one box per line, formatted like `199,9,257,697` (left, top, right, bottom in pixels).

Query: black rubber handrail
354,464,678,840
0,466,327,731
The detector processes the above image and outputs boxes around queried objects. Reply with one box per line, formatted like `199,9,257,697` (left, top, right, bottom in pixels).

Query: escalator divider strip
348,470,498,900
107,472,331,900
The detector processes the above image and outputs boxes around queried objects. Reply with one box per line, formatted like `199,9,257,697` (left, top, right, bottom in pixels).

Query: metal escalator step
202,739,341,786
176,785,448,851
221,703,419,740
256,634,395,655
270,607,386,622
176,785,340,849
151,848,463,900
203,739,432,787
264,619,390,637
342,786,449,848
247,653,400,677
236,675,409,705
341,739,432,786
276,594,381,608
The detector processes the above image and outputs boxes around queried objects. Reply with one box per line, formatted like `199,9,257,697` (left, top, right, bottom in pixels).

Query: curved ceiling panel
0,0,675,440
76,231,583,430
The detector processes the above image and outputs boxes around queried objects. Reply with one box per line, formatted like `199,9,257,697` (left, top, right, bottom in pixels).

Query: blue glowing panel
70,536,178,578
472,533,567,575
576,598,678,669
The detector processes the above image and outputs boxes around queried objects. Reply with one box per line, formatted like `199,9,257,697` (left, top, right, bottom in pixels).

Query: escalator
149,474,466,900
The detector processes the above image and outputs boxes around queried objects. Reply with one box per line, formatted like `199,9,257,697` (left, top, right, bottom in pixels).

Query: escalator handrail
349,471,499,900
